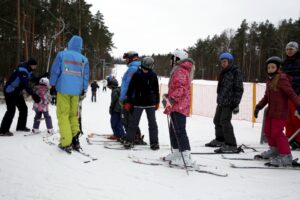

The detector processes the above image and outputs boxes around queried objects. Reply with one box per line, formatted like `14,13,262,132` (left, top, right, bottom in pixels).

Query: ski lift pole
46,17,65,72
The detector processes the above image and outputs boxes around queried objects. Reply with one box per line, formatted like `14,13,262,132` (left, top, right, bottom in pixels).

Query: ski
73,150,98,163
221,155,258,161
230,159,300,170
87,133,113,138
128,155,227,177
104,144,144,151
86,137,117,144
42,134,97,163
192,151,243,155
24,132,41,137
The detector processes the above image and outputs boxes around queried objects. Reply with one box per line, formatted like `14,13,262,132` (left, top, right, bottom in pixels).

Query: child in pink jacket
32,78,54,134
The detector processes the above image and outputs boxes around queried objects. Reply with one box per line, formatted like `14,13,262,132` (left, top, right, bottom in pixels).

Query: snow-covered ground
0,66,300,200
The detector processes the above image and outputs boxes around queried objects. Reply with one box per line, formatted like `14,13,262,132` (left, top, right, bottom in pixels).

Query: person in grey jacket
205,52,244,153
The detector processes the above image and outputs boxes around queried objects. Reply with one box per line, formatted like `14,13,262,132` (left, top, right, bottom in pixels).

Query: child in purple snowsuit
32,78,54,134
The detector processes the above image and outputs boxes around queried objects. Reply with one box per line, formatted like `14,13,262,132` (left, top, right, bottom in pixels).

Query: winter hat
27,58,37,66
286,41,299,51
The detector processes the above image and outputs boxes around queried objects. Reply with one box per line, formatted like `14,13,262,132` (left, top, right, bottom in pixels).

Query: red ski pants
264,116,291,154
285,100,300,143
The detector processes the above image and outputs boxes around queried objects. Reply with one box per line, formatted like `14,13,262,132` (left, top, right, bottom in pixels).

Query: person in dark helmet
90,80,99,102
282,41,300,150
0,58,41,136
254,56,300,166
123,57,160,150
120,51,146,145
107,75,125,140
205,52,244,153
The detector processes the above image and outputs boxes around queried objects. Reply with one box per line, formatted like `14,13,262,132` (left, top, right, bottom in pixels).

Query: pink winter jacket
33,84,51,112
165,59,194,116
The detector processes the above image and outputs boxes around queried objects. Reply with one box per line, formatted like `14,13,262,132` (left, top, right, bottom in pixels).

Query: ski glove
254,105,261,118
123,102,133,112
295,106,300,119
232,106,239,115
79,90,86,101
32,94,41,104
50,86,56,96
155,103,159,110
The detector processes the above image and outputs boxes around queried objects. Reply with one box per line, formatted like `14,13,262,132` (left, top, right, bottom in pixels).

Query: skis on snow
229,160,300,170
128,155,228,177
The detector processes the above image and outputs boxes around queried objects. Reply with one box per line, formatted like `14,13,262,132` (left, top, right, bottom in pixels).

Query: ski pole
168,113,189,176
288,128,300,143
167,115,173,153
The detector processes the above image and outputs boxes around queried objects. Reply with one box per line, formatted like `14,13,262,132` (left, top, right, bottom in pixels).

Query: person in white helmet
162,49,195,167
32,77,54,135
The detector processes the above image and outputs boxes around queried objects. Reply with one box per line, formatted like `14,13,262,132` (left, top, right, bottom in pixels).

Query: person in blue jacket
50,35,89,153
0,58,41,136
120,51,146,145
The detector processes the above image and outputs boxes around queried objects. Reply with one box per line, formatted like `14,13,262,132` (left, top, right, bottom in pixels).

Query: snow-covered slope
0,76,300,200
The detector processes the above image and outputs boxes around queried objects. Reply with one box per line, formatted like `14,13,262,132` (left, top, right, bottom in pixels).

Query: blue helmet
219,53,234,62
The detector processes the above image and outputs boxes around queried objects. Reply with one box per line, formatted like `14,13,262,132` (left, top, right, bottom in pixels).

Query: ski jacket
110,87,122,114
50,36,89,95
120,60,140,101
126,68,160,107
33,84,51,112
166,59,194,116
216,65,244,108
283,51,300,95
91,82,99,92
4,63,37,96
257,72,300,119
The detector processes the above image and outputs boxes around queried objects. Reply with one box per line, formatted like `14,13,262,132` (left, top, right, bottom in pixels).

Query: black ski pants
0,92,28,132
213,105,237,146
125,107,158,145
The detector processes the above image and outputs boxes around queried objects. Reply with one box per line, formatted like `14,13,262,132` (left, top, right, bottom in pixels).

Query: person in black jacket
205,53,244,153
0,58,41,136
123,57,160,150
107,76,125,140
90,80,100,102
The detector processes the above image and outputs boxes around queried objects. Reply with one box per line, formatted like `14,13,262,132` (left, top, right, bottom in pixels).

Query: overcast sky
85,0,300,58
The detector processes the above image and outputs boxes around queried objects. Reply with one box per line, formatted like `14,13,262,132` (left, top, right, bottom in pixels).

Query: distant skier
205,53,244,153
254,56,300,166
102,79,107,92
107,76,125,140
282,41,300,150
123,57,160,150
90,80,99,102
32,77,54,135
162,49,195,166
50,35,89,153
0,58,41,136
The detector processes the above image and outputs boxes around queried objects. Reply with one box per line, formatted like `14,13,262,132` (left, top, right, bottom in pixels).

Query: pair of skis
42,133,98,163
128,155,228,177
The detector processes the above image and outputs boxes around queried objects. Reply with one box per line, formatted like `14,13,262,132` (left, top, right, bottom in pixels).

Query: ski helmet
266,56,282,68
219,53,234,63
141,57,155,70
171,49,188,62
123,51,139,59
39,77,49,87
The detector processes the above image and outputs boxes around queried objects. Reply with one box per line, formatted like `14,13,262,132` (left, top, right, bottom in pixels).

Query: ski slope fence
159,81,266,124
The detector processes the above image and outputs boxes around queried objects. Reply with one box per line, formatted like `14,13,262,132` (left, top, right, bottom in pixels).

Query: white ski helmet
39,77,49,87
171,49,188,61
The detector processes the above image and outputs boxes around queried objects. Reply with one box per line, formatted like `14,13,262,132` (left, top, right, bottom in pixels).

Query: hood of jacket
67,35,83,53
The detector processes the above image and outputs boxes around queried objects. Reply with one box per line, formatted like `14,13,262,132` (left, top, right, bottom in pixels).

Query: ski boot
254,147,278,160
205,139,225,147
58,144,72,154
72,132,82,151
